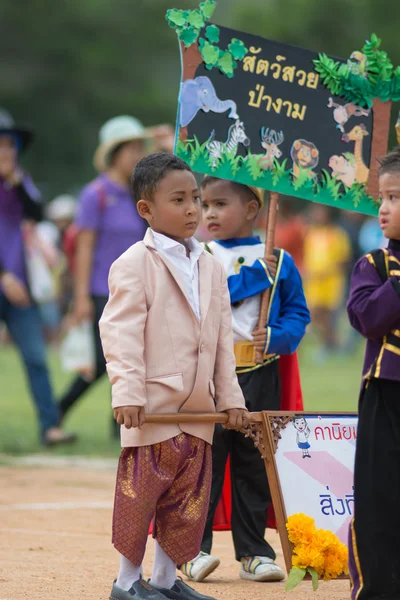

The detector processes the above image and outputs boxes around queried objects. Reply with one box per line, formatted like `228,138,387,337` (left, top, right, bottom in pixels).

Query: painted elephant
179,76,239,127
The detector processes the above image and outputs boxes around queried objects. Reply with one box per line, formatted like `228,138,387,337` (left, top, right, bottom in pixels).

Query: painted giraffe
341,124,369,184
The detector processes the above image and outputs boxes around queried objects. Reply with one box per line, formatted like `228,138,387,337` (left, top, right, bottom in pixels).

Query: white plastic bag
60,321,95,380
25,249,56,303
23,222,58,303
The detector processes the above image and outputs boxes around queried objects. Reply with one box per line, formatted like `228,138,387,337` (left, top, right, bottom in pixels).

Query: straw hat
247,185,264,208
46,194,77,221
0,108,33,153
93,115,149,172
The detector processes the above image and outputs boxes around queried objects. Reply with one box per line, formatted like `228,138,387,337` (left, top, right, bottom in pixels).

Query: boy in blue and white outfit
180,177,310,583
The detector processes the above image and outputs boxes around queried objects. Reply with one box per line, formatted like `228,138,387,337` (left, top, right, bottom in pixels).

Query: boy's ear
136,199,153,222
247,199,260,220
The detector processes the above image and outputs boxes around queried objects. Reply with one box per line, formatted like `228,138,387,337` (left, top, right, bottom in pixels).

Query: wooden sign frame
144,410,357,576
245,410,358,574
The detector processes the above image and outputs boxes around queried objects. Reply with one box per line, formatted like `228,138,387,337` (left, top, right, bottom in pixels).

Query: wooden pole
255,191,280,363
396,110,400,144
144,412,263,424
367,99,392,198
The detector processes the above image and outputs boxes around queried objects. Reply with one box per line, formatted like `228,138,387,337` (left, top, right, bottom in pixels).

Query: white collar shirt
152,230,203,321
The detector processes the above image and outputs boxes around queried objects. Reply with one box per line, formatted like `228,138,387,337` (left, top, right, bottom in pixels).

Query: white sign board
274,414,357,547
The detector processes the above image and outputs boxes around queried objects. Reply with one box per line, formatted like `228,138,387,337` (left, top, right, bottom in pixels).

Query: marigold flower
286,513,316,545
287,513,348,585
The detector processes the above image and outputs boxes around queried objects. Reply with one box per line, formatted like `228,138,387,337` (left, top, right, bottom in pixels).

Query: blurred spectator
0,108,75,446
358,216,386,254
146,124,175,153
338,211,365,353
274,200,306,272
303,204,351,361
46,195,77,316
58,116,148,432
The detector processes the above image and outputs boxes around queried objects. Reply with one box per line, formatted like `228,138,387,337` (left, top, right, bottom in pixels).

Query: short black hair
201,176,258,203
131,152,193,203
378,145,400,177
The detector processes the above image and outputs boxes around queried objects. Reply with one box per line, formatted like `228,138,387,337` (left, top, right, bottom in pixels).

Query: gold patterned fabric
112,433,211,566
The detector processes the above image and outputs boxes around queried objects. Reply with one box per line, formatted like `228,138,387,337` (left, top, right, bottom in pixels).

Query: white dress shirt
152,230,203,321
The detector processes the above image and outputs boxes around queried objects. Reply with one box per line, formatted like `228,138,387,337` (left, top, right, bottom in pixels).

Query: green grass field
0,334,364,457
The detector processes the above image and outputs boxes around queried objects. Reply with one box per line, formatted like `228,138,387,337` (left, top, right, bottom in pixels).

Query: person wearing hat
180,176,310,584
0,108,76,446
58,116,148,427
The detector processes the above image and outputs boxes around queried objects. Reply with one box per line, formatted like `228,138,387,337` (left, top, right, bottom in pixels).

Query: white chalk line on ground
0,527,107,539
0,454,117,470
0,501,112,511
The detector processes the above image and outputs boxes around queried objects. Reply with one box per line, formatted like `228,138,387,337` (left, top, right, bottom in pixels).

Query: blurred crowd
0,107,386,445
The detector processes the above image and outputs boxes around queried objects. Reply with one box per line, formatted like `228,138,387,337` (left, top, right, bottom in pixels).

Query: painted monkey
328,97,370,133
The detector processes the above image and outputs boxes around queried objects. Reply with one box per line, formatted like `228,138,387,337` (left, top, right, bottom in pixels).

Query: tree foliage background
0,0,399,198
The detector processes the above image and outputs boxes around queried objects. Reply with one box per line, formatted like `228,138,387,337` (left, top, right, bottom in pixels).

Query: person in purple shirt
347,146,400,600
0,109,75,446
58,116,148,428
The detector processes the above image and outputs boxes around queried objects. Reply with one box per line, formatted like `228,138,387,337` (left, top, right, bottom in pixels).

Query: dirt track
0,462,349,600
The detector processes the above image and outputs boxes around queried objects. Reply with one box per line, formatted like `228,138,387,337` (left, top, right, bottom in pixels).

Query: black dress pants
350,378,400,600
201,360,280,561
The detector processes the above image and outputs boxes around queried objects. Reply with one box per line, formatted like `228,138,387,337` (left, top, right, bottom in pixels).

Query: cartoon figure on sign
327,98,370,134
341,124,370,184
347,51,368,77
257,128,284,170
293,415,311,458
206,120,250,168
290,140,319,179
329,153,357,188
179,76,239,127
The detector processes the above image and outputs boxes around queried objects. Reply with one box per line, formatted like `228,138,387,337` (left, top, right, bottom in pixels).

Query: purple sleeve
347,256,400,339
75,184,101,231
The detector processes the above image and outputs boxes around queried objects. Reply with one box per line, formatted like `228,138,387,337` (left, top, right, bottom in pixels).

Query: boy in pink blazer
99,153,248,600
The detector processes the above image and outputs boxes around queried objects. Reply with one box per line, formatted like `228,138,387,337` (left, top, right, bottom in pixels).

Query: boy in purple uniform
347,146,400,600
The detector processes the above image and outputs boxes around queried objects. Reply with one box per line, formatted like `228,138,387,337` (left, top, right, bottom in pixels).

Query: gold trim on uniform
350,519,364,599
384,342,400,356
374,336,386,378
267,250,284,323
257,258,274,286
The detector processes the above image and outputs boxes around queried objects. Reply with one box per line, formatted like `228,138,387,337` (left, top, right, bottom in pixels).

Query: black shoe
151,579,216,600
42,427,77,447
110,578,167,600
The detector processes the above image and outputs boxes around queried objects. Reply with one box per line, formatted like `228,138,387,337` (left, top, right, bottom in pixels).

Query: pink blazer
99,228,245,447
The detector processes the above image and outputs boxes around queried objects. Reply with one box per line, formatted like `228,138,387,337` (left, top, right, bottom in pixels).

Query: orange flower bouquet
285,513,348,591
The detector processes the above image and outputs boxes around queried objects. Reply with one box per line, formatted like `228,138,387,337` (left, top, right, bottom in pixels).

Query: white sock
150,540,176,589
116,554,142,591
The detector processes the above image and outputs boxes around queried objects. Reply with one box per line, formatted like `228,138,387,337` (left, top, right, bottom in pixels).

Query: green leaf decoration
187,9,205,30
245,154,264,181
218,51,237,77
205,24,220,43
228,38,248,61
314,35,400,105
199,0,217,20
285,567,306,591
200,40,220,67
178,25,200,48
165,9,187,28
307,567,319,591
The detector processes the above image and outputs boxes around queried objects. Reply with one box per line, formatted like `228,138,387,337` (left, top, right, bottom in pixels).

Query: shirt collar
389,239,400,251
215,236,261,248
152,230,204,258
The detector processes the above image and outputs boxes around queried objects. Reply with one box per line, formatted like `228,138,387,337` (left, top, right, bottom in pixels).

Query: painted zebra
206,120,250,168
